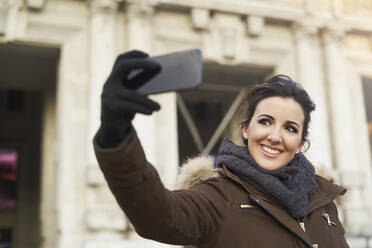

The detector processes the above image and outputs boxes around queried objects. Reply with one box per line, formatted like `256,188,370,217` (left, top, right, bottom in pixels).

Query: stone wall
1,0,372,247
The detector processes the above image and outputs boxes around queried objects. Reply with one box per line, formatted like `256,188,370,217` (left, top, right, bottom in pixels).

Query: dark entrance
0,43,59,248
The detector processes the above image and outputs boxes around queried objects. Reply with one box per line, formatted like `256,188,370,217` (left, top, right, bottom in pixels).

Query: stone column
126,2,179,188
126,2,154,51
126,1,156,163
191,8,214,62
293,21,334,171
85,0,130,246
87,0,118,166
322,26,369,233
0,0,24,40
55,28,89,248
0,0,10,34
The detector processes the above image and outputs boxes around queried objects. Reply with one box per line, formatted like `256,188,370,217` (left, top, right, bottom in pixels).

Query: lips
261,145,282,157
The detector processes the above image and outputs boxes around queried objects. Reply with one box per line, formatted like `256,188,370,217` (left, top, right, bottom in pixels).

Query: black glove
98,50,161,148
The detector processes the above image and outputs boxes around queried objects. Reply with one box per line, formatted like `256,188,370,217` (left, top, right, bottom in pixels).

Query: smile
261,145,282,156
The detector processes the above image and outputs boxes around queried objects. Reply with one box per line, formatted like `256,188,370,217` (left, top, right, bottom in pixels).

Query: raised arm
94,51,227,246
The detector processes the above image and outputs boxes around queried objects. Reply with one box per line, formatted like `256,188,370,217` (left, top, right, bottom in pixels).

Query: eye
285,125,298,133
258,118,271,126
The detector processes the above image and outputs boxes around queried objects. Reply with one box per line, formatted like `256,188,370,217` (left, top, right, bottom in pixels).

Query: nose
267,128,282,143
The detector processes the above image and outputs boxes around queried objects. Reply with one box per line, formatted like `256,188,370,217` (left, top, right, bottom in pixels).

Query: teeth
262,146,280,155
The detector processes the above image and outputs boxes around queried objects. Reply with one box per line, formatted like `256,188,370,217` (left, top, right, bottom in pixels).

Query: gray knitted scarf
217,138,316,219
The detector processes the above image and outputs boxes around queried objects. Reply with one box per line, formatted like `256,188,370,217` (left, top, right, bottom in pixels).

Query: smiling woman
239,74,315,173
94,52,350,248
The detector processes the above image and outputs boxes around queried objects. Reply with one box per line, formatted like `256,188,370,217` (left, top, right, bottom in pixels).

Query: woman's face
242,96,305,170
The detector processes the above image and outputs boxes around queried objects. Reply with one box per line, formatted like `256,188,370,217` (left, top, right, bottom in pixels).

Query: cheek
284,136,303,152
246,123,267,141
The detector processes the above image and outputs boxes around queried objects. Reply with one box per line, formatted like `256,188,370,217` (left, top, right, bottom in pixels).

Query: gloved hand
98,50,162,148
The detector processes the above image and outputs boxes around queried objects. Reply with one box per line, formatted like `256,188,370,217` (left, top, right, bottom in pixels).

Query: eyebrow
258,114,301,128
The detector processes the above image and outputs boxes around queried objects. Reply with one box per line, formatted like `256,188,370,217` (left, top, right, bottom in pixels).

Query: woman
94,51,349,248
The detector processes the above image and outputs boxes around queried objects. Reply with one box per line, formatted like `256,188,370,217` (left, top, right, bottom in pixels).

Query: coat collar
307,175,346,213
177,155,346,213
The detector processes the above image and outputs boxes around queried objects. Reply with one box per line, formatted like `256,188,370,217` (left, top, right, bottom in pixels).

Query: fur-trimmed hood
176,156,220,190
176,155,335,190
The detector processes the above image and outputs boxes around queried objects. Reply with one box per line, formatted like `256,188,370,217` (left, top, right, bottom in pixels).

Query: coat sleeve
93,128,228,246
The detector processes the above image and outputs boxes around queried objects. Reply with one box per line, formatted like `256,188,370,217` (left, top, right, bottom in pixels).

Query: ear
242,125,249,139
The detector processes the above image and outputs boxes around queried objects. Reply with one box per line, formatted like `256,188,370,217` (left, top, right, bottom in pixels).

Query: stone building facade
0,0,372,247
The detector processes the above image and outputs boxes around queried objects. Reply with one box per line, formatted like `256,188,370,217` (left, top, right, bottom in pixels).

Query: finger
102,89,160,111
128,62,161,90
113,59,161,89
115,89,161,110
113,50,149,68
104,98,159,115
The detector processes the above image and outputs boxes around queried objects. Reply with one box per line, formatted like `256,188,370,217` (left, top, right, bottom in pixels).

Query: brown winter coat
94,130,350,248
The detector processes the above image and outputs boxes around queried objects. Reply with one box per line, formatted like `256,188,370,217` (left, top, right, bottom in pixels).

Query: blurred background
1,0,372,247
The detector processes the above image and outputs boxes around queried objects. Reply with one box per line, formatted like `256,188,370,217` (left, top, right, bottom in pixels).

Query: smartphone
137,49,203,95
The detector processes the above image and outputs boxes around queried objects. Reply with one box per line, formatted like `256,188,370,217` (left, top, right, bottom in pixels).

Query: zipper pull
321,212,331,225
321,211,336,226
299,221,306,232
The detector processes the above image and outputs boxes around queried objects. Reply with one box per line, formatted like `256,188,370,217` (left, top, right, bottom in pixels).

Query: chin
259,165,281,171
257,159,285,171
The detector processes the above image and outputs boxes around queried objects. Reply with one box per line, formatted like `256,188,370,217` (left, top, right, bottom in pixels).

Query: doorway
0,43,59,248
